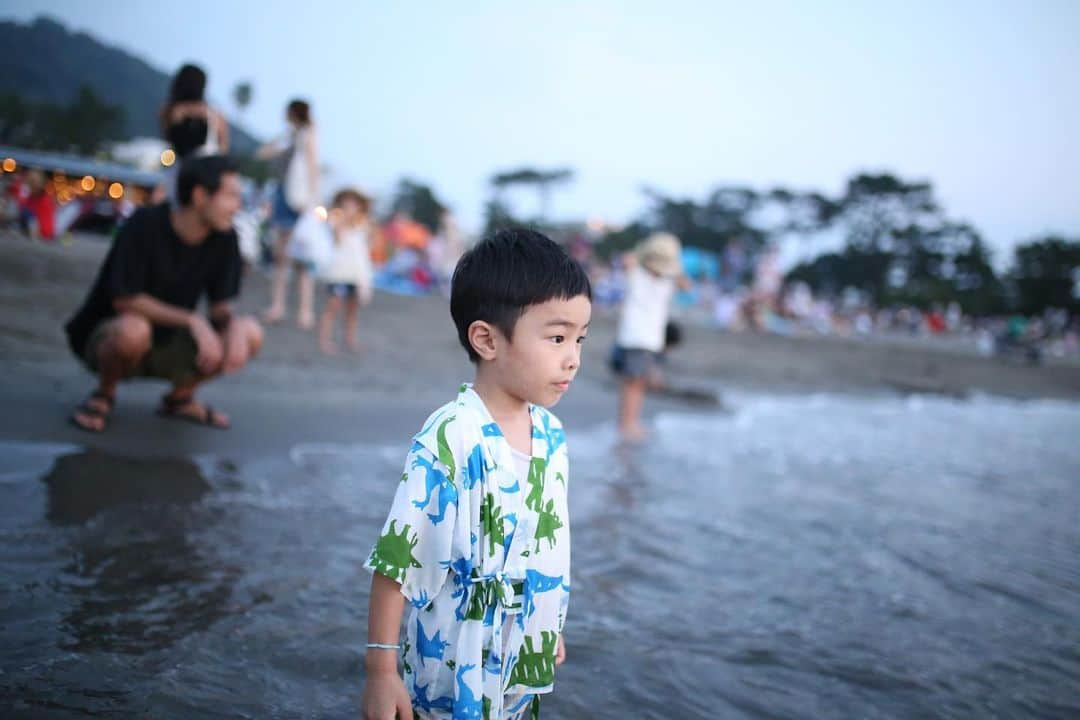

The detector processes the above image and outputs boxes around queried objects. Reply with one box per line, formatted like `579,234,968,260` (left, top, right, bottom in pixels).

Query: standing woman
160,64,229,203
259,99,320,328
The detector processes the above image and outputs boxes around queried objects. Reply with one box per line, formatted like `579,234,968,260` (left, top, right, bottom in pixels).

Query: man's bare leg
70,314,152,431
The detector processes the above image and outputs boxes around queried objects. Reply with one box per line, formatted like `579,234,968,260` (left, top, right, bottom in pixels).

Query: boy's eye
577,335,587,344
551,335,565,344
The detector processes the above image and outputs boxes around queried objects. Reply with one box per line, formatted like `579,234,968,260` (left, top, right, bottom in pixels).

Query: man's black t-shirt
65,203,242,356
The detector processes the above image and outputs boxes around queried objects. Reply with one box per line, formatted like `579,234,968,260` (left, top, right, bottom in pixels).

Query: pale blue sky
6,1,1079,261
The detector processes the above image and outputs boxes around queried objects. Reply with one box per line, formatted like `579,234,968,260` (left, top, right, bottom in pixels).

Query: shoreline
2,234,1078,460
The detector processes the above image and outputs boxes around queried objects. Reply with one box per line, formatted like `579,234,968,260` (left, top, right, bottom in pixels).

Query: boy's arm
366,571,406,672
362,571,413,720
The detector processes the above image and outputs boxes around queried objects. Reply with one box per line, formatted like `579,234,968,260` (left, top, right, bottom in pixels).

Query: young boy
361,229,591,720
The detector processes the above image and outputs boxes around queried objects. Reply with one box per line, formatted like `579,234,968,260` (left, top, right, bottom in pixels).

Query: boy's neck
471,370,529,426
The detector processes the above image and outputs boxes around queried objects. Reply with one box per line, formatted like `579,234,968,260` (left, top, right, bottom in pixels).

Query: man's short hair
176,155,238,206
450,228,592,363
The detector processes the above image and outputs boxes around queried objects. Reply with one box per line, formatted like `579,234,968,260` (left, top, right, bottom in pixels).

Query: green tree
0,86,123,155
490,166,574,221
1009,236,1080,315
232,81,253,114
391,178,448,234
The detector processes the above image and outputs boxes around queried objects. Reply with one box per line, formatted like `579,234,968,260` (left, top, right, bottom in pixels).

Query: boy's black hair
176,155,238,206
451,228,592,363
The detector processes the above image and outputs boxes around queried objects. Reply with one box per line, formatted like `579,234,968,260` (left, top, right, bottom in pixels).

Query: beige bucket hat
636,232,683,277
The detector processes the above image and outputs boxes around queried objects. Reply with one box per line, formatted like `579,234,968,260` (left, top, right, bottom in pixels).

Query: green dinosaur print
533,498,563,552
480,492,505,556
507,631,558,688
525,456,547,511
368,520,422,582
555,471,565,488
436,416,457,484
483,695,492,720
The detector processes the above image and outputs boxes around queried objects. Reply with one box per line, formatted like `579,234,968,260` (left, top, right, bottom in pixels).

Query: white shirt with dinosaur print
365,384,571,719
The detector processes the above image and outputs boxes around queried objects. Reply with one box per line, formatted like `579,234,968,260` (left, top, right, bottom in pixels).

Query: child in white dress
318,188,376,355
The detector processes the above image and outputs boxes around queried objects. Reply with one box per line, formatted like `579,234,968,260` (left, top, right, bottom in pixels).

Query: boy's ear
467,320,498,361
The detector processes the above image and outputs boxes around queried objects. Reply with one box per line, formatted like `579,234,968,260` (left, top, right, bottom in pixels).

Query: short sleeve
207,232,242,303
105,216,148,299
364,441,457,605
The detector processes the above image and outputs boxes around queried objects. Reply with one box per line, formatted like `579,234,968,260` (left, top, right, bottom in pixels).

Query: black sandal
69,390,115,433
156,393,230,430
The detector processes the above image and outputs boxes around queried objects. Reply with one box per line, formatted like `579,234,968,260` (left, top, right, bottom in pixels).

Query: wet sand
1,232,1079,457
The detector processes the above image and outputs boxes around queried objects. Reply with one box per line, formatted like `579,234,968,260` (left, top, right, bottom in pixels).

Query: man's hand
361,669,413,720
556,634,566,666
187,314,224,376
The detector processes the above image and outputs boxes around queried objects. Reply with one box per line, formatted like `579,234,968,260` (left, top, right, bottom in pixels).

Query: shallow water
2,393,1079,718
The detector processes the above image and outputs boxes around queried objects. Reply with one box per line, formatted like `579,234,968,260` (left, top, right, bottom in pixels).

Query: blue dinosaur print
416,616,450,666
518,570,569,628
413,680,454,713
503,513,518,554
410,589,430,610
534,412,565,460
481,422,503,437
484,645,502,676
411,451,458,524
500,476,521,493
453,664,483,720
441,557,474,620
506,693,535,715
465,444,484,489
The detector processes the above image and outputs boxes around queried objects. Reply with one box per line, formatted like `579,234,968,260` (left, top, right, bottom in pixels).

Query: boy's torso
399,385,571,712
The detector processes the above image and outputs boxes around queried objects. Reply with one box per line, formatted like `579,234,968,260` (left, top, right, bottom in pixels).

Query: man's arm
208,300,234,332
113,293,197,328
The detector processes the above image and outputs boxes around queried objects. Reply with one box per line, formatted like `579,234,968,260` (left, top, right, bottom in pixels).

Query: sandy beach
2,232,1079,457
4,232,1079,719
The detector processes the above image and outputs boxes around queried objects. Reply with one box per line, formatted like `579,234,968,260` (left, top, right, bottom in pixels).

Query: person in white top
258,99,320,329
612,232,690,441
318,188,376,355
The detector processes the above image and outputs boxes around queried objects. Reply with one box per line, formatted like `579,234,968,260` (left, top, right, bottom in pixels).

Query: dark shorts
326,282,358,299
609,345,660,379
79,321,199,385
271,184,300,229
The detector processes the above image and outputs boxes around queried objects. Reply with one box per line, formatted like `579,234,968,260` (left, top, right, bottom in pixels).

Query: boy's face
491,294,591,408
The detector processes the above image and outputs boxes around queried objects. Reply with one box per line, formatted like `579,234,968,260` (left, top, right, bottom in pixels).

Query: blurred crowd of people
4,61,1077,369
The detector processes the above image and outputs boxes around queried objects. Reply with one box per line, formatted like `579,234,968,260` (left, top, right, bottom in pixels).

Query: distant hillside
0,16,259,153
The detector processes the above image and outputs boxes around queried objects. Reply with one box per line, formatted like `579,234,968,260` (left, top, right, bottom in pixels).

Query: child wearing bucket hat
611,232,690,441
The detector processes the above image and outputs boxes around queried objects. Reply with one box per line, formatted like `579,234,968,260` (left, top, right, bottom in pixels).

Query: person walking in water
160,63,229,204
611,232,689,441
259,99,320,328
318,188,376,355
